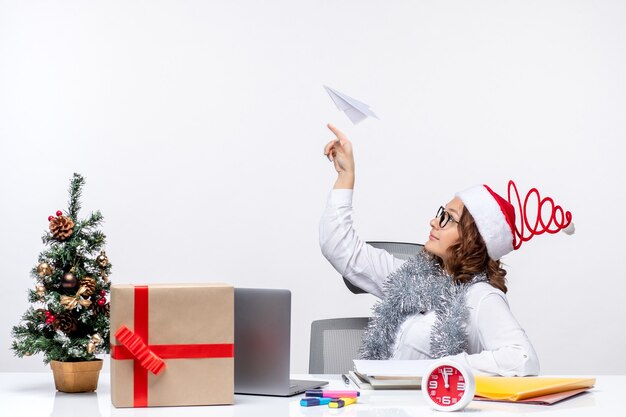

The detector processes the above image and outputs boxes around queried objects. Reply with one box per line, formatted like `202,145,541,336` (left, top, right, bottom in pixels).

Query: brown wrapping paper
110,283,234,407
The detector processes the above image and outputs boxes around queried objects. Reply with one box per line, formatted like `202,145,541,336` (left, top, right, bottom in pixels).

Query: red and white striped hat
455,181,574,261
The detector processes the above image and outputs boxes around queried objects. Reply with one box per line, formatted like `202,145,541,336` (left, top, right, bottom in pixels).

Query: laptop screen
234,288,292,395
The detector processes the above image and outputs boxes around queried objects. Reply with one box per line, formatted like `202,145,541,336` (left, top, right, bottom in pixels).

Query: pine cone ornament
49,216,75,241
93,300,110,317
53,314,78,334
79,276,97,296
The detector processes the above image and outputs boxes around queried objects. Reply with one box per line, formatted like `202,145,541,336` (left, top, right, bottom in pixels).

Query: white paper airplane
324,85,379,125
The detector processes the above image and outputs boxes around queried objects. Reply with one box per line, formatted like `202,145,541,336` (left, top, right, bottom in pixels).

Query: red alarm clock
422,359,475,412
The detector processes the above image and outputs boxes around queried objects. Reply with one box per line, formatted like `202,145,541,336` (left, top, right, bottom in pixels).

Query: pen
305,389,360,398
329,397,358,408
300,397,332,407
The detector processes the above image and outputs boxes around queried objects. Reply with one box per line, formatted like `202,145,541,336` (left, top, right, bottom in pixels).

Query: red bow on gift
114,325,166,375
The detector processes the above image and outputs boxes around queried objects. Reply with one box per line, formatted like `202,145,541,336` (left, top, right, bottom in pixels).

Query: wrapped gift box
110,284,234,407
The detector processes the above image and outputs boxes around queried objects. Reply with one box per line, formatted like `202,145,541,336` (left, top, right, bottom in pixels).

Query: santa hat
455,180,574,261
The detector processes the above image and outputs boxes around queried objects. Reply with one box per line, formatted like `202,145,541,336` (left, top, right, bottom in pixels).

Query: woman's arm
319,189,405,298
448,293,540,376
320,124,405,298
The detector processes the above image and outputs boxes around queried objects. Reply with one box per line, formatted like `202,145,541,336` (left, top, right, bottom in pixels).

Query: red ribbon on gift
110,285,234,407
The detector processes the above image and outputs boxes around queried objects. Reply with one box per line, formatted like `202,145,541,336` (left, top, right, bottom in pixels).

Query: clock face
425,365,468,407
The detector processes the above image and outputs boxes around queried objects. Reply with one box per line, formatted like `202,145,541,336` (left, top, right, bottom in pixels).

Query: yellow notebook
474,377,596,401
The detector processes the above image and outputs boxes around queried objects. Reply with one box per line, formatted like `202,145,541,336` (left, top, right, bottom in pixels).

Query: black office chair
342,241,424,294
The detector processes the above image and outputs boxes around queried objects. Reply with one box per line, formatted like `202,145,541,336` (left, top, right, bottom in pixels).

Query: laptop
234,288,328,396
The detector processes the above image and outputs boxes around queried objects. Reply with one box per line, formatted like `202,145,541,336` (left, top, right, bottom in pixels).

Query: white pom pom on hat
561,222,576,235
455,181,574,261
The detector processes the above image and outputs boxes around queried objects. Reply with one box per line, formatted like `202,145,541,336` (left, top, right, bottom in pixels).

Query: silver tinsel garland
360,251,487,360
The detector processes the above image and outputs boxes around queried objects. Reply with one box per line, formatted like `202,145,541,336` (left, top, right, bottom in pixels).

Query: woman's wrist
334,171,355,189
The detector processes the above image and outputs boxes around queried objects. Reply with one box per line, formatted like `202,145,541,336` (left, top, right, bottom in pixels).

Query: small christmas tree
11,173,111,363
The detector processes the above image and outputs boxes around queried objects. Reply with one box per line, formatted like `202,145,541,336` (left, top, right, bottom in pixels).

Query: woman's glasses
436,206,459,228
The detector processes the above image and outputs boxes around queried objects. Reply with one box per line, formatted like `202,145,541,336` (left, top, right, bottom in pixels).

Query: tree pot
50,359,103,393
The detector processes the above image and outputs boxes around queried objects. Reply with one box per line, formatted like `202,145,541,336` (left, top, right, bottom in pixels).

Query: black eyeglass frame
436,206,460,228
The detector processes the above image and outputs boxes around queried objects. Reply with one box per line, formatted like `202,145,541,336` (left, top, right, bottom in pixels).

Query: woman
319,124,573,376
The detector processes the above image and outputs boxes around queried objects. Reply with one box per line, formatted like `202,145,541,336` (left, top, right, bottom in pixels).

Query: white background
1,0,625,374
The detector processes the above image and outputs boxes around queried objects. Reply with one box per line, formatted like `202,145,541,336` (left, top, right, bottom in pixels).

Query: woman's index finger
327,123,347,141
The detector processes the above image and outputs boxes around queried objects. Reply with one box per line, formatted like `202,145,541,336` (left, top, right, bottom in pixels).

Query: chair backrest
309,317,370,374
343,241,424,294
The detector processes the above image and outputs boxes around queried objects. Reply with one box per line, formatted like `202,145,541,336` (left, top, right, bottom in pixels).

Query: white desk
0,373,617,416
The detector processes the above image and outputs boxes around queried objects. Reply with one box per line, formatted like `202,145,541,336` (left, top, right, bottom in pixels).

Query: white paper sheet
353,359,435,377
324,85,379,125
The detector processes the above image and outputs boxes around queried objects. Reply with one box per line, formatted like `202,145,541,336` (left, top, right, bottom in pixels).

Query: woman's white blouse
319,189,540,376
